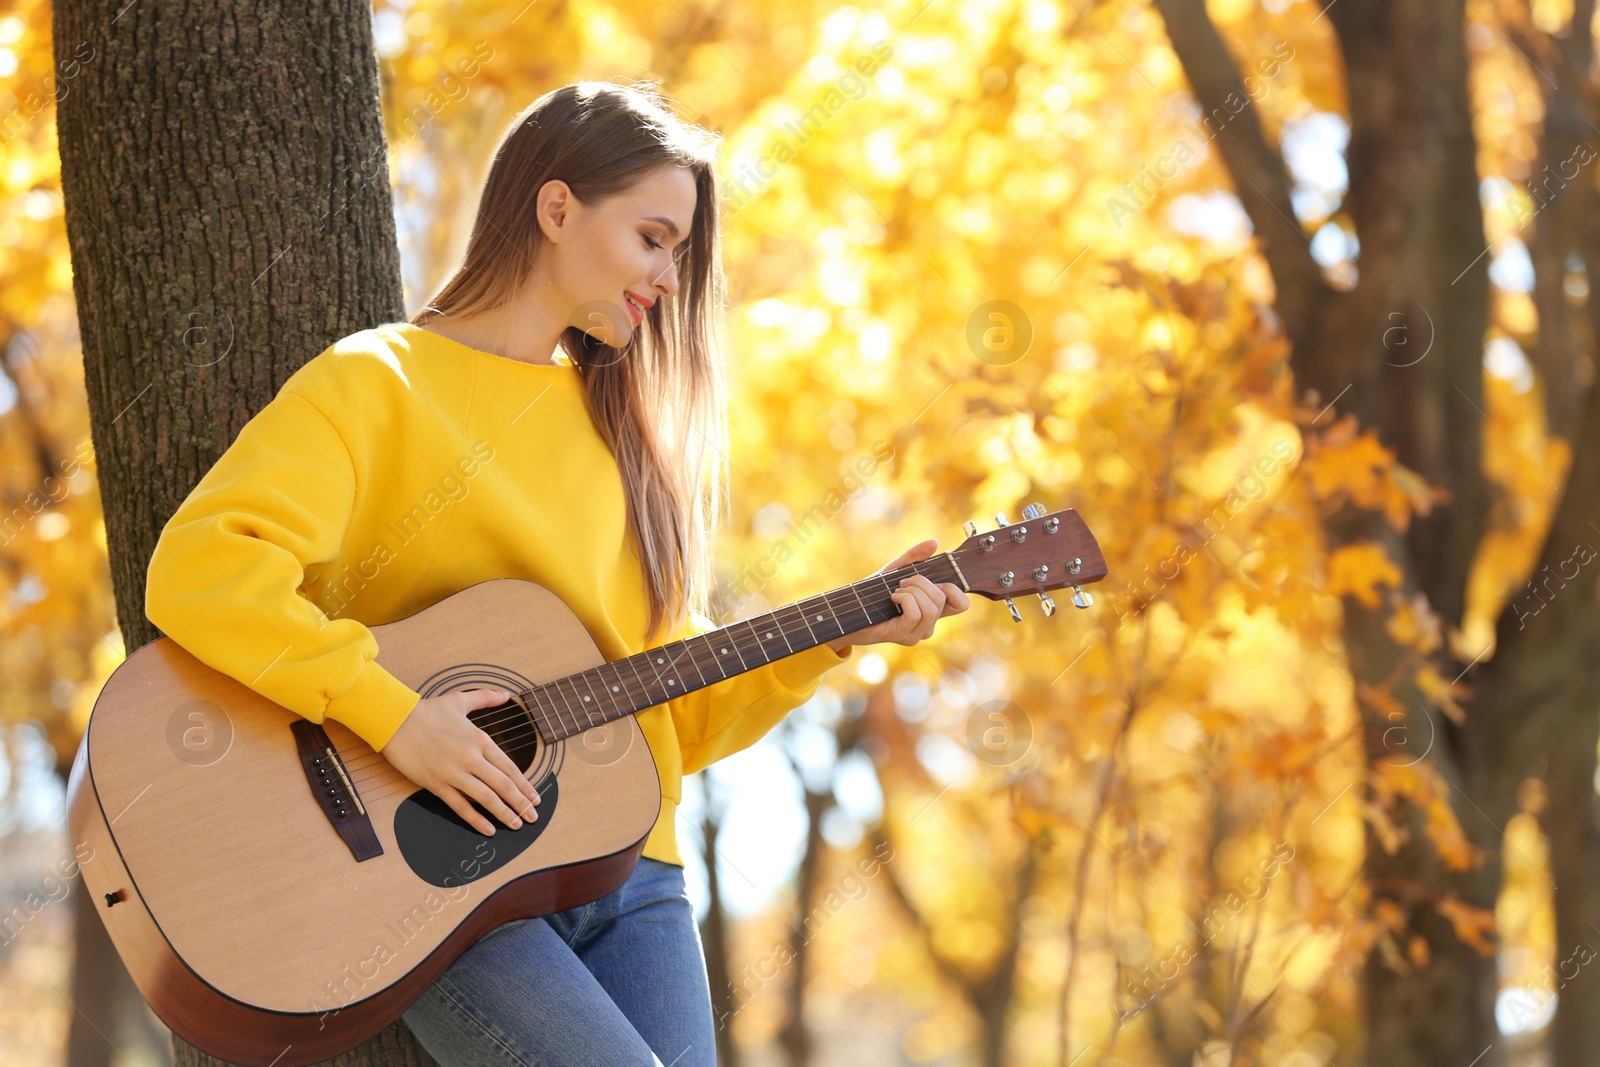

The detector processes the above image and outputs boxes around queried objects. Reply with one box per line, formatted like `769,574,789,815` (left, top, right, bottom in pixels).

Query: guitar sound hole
394,771,558,888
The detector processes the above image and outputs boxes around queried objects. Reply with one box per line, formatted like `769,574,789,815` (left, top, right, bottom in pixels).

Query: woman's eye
643,235,664,251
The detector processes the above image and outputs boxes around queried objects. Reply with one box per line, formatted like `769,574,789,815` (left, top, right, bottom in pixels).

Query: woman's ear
537,179,573,243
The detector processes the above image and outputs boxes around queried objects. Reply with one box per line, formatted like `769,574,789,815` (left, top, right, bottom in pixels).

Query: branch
868,823,980,1001
1147,0,1328,373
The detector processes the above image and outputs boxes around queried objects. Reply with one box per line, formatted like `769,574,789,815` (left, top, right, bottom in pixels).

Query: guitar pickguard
393,769,560,887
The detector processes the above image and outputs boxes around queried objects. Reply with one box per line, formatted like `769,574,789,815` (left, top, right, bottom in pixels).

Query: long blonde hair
413,81,729,645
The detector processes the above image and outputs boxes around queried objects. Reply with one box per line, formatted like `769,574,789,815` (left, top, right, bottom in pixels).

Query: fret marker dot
668,679,676,685
816,614,823,621
656,657,664,664
612,686,619,692
720,647,728,654
765,631,774,639
583,696,590,702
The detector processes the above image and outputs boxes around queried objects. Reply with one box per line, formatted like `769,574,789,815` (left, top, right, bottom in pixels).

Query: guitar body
67,578,662,1067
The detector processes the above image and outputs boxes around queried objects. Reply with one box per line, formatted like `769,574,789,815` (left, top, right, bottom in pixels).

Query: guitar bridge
291,720,383,861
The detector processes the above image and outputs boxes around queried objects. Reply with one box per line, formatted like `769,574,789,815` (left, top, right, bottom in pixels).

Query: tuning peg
1037,591,1057,617
1022,502,1047,520
1072,585,1094,609
1003,597,1023,622
963,520,978,538
994,512,1011,527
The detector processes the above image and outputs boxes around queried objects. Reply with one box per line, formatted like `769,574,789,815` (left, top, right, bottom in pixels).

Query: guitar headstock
951,503,1108,621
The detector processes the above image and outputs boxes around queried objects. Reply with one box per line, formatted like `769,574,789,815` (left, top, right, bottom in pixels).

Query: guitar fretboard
515,554,964,743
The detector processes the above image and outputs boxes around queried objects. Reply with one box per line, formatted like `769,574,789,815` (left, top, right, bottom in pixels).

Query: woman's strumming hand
827,538,972,655
380,688,540,836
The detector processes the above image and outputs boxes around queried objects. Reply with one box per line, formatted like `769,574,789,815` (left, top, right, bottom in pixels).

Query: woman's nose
651,267,678,299
651,252,684,298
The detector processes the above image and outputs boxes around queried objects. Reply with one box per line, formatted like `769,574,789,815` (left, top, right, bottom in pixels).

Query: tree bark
700,773,745,1067
51,1,410,1064
776,768,829,1067
1523,0,1597,443
65,872,122,1067
1542,701,1600,1064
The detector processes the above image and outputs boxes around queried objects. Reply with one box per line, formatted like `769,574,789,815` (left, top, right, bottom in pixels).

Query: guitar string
343,577,911,809
335,556,958,787
345,532,1084,815
440,556,957,748
336,550,972,809
341,570,912,803
451,564,932,742
336,554,983,809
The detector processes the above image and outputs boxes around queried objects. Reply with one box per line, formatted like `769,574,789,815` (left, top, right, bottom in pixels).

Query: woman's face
535,164,697,349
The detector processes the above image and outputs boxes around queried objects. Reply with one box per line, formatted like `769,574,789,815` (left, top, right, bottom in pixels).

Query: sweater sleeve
143,387,423,752
668,608,854,776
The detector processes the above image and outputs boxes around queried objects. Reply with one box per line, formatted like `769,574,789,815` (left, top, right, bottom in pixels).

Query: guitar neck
517,554,964,743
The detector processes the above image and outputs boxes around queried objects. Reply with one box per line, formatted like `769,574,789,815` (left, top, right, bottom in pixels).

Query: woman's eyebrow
643,215,682,238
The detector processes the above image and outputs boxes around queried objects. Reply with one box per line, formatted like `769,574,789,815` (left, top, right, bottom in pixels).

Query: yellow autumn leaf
1436,894,1497,956
1303,417,1394,502
1416,664,1469,726
1358,679,1410,723
1392,761,1476,872
1374,899,1408,932
1387,462,1449,532
1386,592,1443,655
1327,542,1403,608
1425,793,1479,872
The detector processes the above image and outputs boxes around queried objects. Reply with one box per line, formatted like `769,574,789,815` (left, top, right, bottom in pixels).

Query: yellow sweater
143,321,853,867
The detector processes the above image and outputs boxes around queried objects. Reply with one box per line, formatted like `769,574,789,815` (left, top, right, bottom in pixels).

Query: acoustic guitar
67,503,1105,1066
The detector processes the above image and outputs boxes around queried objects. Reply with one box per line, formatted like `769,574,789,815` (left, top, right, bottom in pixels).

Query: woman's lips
624,294,643,324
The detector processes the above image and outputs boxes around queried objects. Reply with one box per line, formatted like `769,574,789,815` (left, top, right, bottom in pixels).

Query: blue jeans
401,857,716,1067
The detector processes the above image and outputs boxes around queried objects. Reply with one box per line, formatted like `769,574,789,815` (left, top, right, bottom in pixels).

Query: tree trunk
777,767,829,1067
1524,0,1596,444
1543,701,1600,1064
700,773,745,1067
1519,23,1600,1043
1341,587,1499,1066
51,1,411,1064
65,872,122,1067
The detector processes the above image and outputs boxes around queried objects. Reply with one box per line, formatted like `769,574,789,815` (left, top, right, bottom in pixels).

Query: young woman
144,80,968,1066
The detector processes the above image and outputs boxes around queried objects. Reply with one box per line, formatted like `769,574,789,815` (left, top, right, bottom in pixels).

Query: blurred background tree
3,1,1598,1065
